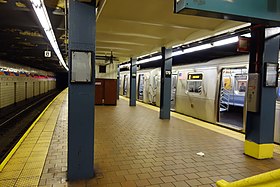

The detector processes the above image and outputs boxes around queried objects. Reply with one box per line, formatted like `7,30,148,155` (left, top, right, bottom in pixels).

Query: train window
186,73,203,94
234,75,247,93
222,76,232,90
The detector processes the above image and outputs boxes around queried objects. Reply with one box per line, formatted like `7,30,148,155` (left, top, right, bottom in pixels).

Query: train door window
222,76,232,91
138,74,144,100
123,75,128,96
186,73,203,94
234,75,247,94
171,74,178,110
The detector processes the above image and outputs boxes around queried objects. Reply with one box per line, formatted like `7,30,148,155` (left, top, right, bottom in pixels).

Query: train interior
218,68,248,130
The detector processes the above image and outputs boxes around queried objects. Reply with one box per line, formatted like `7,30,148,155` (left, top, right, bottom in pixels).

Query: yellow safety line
0,93,60,172
120,96,280,154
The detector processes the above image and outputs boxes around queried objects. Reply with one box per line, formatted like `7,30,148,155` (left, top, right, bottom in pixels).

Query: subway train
119,55,280,143
0,61,56,109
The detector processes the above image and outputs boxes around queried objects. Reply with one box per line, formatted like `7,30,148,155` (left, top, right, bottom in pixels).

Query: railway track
0,90,60,163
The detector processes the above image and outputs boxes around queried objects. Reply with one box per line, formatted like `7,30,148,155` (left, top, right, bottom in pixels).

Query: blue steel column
129,58,137,106
245,26,280,159
68,0,95,180
160,47,172,119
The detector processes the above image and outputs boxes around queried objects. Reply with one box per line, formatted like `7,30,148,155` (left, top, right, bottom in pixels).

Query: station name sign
175,0,280,26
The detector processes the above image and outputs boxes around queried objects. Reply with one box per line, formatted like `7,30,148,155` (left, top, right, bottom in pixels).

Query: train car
0,60,56,109
120,54,280,143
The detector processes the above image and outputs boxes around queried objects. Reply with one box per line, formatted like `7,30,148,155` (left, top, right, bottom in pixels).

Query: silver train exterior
0,61,56,109
119,55,280,143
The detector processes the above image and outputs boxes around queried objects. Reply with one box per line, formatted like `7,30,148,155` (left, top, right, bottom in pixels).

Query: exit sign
175,0,280,26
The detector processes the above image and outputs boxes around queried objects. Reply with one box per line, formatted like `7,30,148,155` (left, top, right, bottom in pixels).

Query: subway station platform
1,89,280,187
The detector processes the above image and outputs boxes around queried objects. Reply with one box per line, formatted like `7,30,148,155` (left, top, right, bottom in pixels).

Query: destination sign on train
188,73,203,80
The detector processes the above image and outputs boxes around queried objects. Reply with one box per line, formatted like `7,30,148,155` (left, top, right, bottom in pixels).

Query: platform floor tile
0,89,67,187
38,94,280,187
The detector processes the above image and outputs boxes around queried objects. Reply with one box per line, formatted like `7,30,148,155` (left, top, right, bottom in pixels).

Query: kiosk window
186,73,203,93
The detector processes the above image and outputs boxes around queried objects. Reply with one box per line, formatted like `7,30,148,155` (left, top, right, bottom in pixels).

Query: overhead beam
175,0,280,26
96,0,106,21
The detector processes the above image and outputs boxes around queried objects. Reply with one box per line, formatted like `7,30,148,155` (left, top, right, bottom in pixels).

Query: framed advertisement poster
70,51,92,83
264,62,279,87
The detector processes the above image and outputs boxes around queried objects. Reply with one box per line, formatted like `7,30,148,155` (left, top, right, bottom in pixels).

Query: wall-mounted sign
70,51,92,83
44,51,51,58
237,36,250,53
264,62,279,87
165,70,171,77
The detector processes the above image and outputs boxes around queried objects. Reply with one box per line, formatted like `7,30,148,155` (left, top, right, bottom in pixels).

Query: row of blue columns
129,47,173,120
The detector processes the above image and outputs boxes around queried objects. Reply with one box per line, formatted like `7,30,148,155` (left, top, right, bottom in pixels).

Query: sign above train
174,0,280,26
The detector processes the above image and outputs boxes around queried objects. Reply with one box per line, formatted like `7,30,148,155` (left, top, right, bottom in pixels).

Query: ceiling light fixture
241,33,251,37
29,0,68,71
184,43,213,53
136,55,162,65
213,36,238,47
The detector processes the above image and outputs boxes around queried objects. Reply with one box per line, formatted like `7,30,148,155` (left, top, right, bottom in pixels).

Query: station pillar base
244,140,274,159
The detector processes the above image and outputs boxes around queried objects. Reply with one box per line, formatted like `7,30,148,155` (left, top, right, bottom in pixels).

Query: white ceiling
96,0,248,63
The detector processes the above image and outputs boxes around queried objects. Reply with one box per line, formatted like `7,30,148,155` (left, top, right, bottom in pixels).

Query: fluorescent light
30,0,68,71
172,50,184,57
213,36,238,47
136,55,162,65
183,44,213,53
241,33,251,37
119,64,131,69
130,34,241,66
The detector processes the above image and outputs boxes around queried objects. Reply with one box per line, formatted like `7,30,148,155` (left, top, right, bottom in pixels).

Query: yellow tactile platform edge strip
0,90,64,172
120,96,280,154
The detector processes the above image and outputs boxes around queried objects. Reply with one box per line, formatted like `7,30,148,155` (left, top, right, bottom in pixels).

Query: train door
123,75,128,96
138,74,144,101
171,74,178,110
218,68,247,130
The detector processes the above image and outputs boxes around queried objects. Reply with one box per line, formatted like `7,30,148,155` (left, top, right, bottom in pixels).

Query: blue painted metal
175,0,280,25
160,47,172,119
130,58,137,106
246,27,280,144
68,0,95,180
